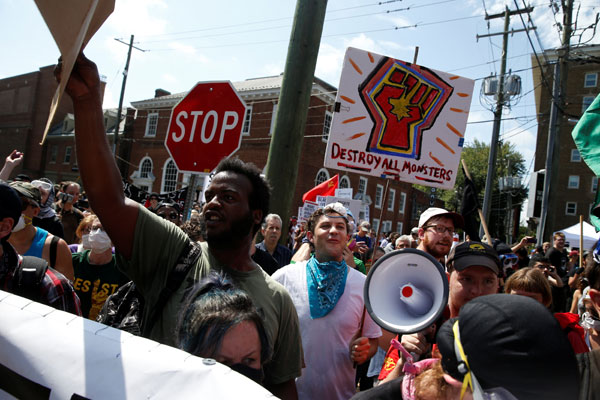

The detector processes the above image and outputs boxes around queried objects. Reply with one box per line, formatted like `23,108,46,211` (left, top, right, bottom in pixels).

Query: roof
130,74,337,110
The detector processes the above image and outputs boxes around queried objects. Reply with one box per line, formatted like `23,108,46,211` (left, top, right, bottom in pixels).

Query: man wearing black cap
0,183,81,314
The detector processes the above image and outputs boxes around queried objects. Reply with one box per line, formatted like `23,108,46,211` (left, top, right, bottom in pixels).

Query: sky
2,0,599,216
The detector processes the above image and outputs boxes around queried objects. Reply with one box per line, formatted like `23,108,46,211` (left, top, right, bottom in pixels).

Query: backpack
13,256,49,303
96,241,202,337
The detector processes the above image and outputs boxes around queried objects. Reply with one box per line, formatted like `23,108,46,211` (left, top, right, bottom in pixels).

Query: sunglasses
158,211,179,220
30,180,52,192
500,254,518,266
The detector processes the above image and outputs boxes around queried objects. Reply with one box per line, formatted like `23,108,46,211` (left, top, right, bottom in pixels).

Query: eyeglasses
423,224,455,236
158,211,179,220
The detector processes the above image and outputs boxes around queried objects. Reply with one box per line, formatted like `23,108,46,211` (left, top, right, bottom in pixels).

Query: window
140,158,153,179
571,149,581,162
592,176,598,192
269,103,278,135
358,177,368,195
584,73,598,88
242,105,252,136
322,111,333,142
398,192,407,214
565,202,577,216
50,145,58,163
382,220,392,233
145,112,159,137
396,222,404,234
372,218,380,234
315,168,330,186
339,175,351,189
375,184,384,209
387,188,396,211
161,159,178,193
583,96,595,114
568,175,580,189
63,146,72,164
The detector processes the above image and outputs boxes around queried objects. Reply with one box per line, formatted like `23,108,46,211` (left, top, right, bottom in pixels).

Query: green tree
435,139,528,242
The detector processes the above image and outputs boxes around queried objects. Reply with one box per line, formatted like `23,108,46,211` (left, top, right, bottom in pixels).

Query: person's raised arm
0,150,24,181
57,53,138,258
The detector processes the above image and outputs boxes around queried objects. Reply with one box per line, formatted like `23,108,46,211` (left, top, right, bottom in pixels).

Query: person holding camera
57,181,84,245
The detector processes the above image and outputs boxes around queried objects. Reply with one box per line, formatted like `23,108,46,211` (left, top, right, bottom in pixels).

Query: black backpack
13,256,49,302
96,241,202,337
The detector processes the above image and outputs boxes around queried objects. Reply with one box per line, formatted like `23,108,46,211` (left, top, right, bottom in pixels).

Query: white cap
418,207,464,229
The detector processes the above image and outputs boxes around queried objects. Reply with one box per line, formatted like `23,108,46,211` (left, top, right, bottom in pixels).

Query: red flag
302,174,339,203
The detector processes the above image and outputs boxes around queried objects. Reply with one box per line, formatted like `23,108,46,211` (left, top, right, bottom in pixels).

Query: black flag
461,166,481,242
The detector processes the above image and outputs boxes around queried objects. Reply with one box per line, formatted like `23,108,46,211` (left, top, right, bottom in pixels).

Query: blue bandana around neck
306,255,348,319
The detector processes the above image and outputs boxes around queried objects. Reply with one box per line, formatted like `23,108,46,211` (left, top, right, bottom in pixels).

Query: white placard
335,188,353,199
324,47,475,190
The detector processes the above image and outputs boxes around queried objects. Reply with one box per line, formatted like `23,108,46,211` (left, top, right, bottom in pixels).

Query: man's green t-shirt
117,205,303,385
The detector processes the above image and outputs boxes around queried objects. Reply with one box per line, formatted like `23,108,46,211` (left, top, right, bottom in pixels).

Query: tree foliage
434,139,528,242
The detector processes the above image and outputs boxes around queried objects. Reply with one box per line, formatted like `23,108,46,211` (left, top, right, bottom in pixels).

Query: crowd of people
0,52,599,399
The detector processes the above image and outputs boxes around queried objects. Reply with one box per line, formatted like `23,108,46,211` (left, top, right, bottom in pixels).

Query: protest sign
324,47,475,190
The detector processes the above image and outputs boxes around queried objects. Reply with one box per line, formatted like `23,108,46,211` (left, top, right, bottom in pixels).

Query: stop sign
165,81,246,173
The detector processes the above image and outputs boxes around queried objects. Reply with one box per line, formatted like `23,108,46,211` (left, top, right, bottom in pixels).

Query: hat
447,241,500,274
436,294,579,399
418,207,464,229
157,201,181,213
0,183,23,229
569,250,579,257
492,240,512,256
9,181,41,207
410,227,419,235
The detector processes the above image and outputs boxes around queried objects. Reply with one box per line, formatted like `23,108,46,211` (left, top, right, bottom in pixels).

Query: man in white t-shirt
273,203,381,400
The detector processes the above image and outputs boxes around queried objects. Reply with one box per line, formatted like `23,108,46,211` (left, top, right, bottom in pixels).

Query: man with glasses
57,181,84,244
155,202,181,227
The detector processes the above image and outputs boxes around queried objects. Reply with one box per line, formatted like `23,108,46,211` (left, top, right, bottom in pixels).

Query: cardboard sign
335,188,353,199
34,0,115,144
301,201,319,221
324,47,475,190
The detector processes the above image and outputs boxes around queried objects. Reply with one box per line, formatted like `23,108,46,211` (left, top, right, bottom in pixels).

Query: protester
0,183,81,315
59,52,302,400
395,235,412,250
255,213,292,269
529,253,565,312
273,202,381,400
8,181,74,281
155,201,182,227
30,178,65,239
176,272,271,384
71,215,129,320
146,193,160,213
56,181,84,244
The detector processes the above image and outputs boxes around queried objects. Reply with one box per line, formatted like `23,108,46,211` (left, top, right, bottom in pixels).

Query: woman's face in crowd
216,320,261,370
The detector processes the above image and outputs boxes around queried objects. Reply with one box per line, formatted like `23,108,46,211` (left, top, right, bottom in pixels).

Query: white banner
0,291,274,399
324,47,475,190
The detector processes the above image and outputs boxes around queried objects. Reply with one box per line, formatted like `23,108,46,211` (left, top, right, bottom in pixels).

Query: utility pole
477,6,533,239
114,35,145,177
264,0,328,235
539,0,574,241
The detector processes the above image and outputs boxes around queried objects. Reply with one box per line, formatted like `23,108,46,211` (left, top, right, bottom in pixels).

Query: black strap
143,241,202,336
49,235,59,269
15,256,49,302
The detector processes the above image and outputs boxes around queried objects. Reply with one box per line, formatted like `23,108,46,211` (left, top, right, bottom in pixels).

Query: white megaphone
364,248,448,333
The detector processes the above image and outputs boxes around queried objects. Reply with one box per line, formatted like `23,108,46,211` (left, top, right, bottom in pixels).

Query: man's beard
421,235,450,259
204,211,255,249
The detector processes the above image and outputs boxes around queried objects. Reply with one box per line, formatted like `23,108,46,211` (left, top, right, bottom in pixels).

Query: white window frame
140,157,153,179
565,202,577,216
375,184,384,209
592,176,598,192
568,175,580,189
382,220,392,233
571,149,581,162
314,168,330,187
145,112,159,138
242,105,252,136
358,177,368,195
398,192,407,214
339,175,351,189
63,146,72,164
583,96,595,114
269,103,278,136
161,158,178,193
396,222,404,234
322,110,333,142
584,72,598,88
387,188,396,211
372,218,380,234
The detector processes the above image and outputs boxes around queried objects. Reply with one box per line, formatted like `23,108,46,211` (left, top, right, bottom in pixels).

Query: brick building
531,44,600,237
129,75,438,234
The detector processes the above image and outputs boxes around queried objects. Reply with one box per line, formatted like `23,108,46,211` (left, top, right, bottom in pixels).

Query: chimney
155,88,171,98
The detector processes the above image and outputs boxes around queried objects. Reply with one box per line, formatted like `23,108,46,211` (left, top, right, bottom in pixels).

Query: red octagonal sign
165,81,246,173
